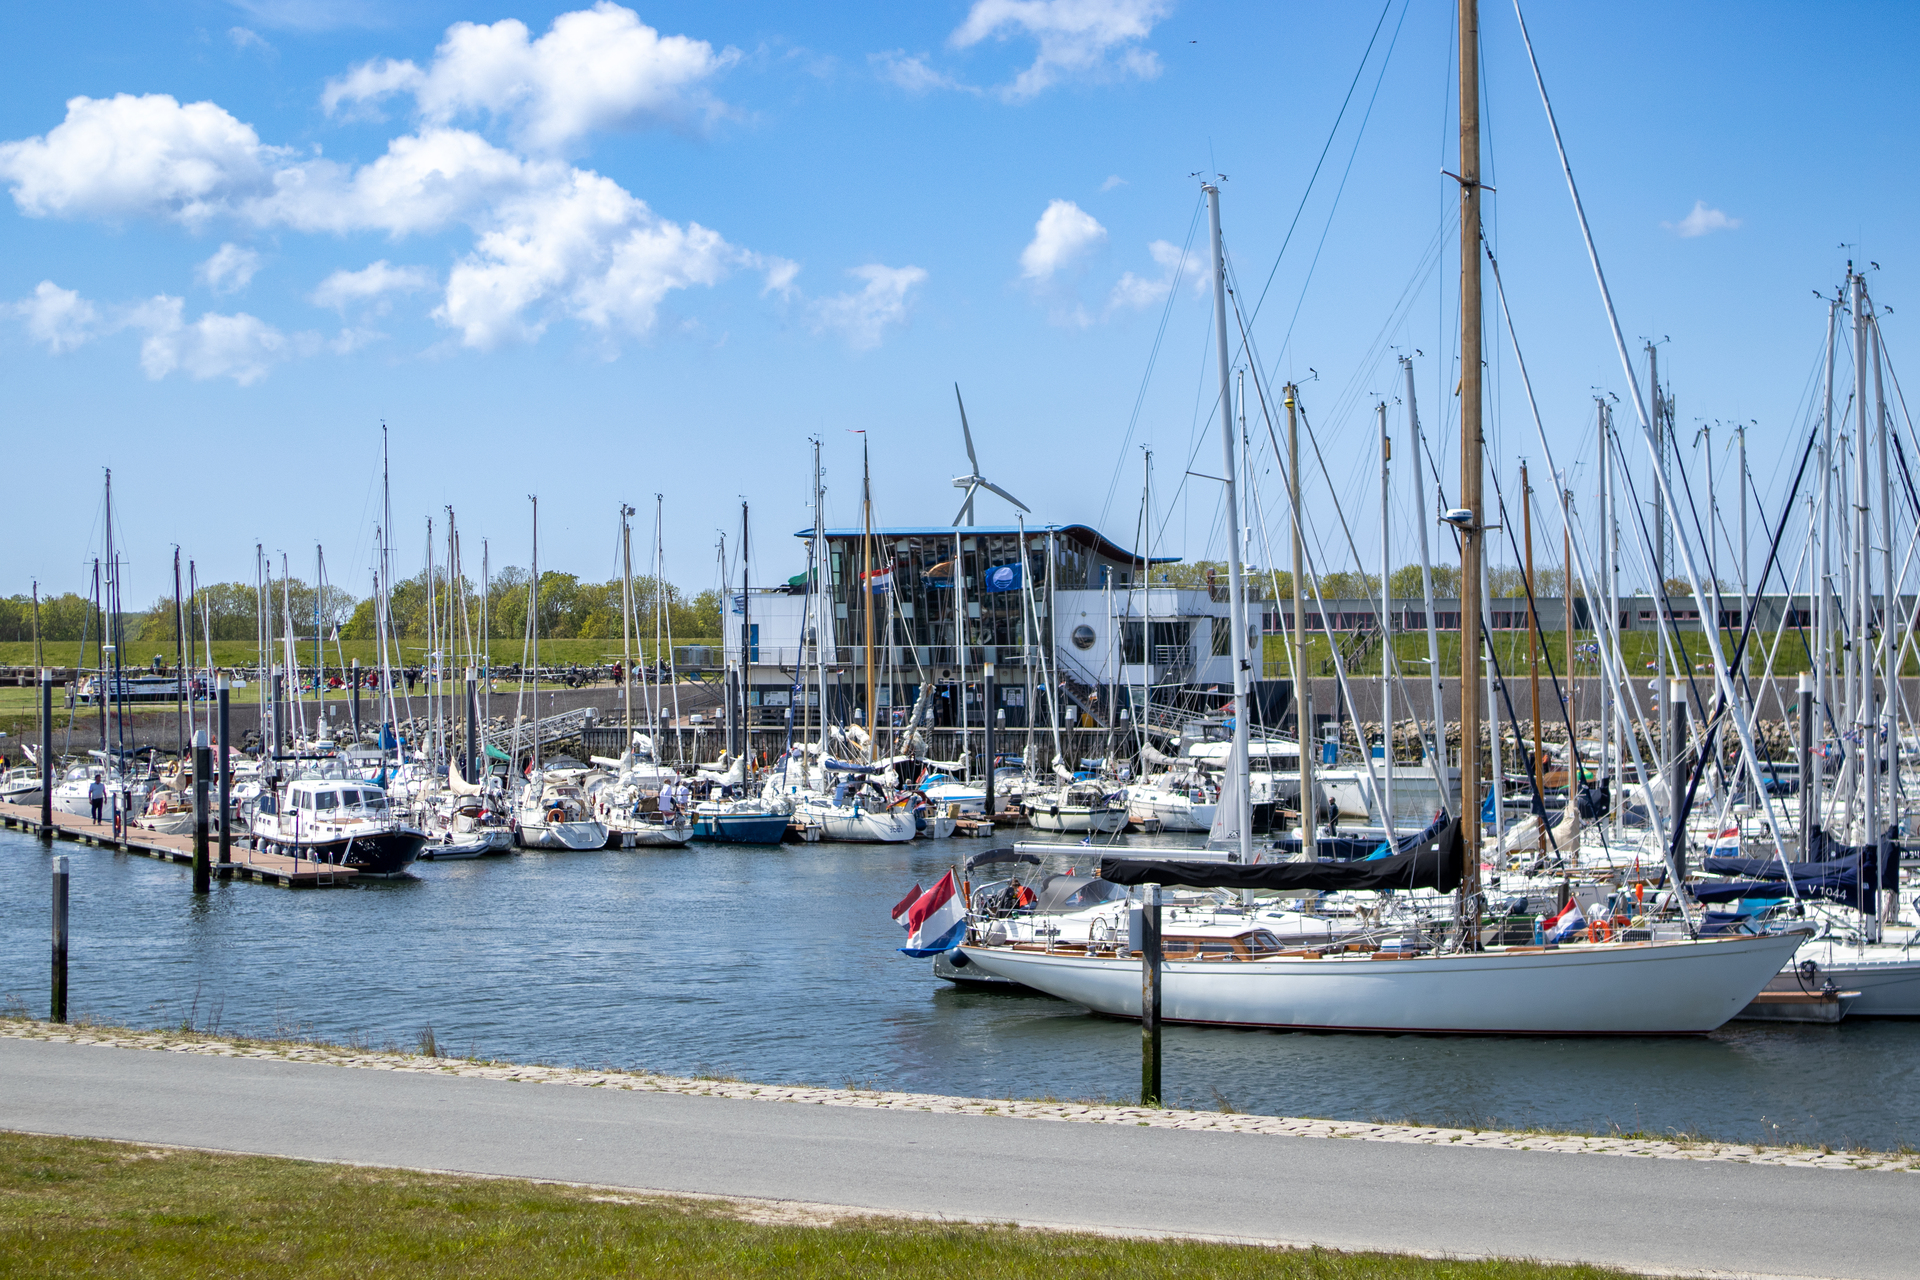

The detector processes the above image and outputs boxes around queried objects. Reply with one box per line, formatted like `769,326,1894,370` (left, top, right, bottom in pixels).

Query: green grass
0,639,724,670
1261,629,1856,680
0,1131,1637,1279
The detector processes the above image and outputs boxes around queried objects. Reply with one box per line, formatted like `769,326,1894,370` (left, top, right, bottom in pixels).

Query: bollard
1141,882,1162,1106
192,730,211,894
51,855,68,1023
217,680,232,865
39,669,54,843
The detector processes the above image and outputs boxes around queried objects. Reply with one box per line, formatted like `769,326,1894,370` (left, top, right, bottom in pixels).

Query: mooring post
39,668,54,843
191,730,211,893
1797,671,1814,861
51,854,68,1023
1141,881,1162,1106
217,680,232,866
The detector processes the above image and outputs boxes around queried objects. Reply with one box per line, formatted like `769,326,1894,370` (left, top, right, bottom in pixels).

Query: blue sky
4,1,1916,607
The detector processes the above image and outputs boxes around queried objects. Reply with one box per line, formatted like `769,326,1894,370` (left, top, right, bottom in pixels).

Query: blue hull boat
691,812,789,844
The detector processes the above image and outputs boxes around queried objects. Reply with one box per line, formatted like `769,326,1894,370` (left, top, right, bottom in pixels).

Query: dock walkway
0,802,357,888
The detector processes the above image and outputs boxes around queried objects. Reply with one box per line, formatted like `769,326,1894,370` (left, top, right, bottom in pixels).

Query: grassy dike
0,1130,1635,1279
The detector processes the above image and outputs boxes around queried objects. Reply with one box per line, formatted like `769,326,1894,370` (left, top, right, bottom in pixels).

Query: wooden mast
1456,0,1485,915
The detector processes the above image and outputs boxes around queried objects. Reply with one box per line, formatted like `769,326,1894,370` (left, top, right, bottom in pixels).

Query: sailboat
954,28,1806,1032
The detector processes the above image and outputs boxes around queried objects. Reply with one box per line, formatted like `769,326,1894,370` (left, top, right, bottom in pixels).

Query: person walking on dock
87,773,106,823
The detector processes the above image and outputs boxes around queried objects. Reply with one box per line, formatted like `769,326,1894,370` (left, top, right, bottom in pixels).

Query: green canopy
484,743,512,762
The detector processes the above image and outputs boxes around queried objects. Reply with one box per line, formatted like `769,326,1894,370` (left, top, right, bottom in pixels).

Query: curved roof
793,524,1178,565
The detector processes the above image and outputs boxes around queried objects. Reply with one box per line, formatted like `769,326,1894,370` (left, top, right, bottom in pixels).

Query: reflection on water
3,829,1915,1149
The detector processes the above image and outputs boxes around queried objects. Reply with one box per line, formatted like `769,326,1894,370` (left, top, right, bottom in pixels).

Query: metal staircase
482,707,600,756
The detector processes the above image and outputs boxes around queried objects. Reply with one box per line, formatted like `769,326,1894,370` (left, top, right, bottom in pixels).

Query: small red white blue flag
1707,826,1741,854
900,871,967,956
1544,897,1586,944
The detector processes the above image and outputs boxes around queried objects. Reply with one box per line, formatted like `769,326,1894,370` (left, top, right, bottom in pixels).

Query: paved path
1,1036,1911,1279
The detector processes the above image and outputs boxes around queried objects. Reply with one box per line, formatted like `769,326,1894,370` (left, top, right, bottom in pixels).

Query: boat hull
1794,941,1920,1017
1027,805,1128,834
796,803,918,843
956,931,1809,1035
251,829,424,877
516,819,610,850
691,813,789,844
1126,790,1215,833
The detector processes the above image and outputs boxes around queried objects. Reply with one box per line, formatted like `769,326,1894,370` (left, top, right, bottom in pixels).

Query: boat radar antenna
951,384,1032,527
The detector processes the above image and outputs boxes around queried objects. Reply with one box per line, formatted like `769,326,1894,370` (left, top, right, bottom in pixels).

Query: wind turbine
950,384,1030,526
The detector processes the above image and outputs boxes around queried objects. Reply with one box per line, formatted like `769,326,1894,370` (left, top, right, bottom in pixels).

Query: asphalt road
1,1038,1909,1279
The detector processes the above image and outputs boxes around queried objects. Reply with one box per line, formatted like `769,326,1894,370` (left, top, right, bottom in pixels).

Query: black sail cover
1101,820,1463,894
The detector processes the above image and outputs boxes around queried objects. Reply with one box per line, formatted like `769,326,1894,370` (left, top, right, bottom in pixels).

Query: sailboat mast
1524,463,1541,798
1288,386,1312,858
1203,181,1252,866
811,439,827,783
621,504,634,734
862,439,876,754
530,495,540,776
1378,402,1393,833
1456,0,1486,905
741,500,751,768
1404,357,1447,780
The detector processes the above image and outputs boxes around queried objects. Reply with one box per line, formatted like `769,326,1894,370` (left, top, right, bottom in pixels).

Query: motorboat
1023,778,1127,834
244,773,424,876
0,764,43,808
690,798,790,844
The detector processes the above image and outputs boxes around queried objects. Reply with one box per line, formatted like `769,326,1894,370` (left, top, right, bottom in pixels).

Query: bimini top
792,524,1178,566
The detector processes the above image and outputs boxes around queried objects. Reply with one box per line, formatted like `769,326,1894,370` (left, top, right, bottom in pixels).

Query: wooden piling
50,854,67,1023
1141,882,1162,1106
217,680,232,866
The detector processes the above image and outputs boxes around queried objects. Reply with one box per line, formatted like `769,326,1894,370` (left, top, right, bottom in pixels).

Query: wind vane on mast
950,383,1031,526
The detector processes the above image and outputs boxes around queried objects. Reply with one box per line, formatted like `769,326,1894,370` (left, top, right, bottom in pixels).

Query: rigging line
1482,471,1569,839
1260,0,1415,382
1241,0,1397,331
1098,196,1206,538
1510,0,1792,877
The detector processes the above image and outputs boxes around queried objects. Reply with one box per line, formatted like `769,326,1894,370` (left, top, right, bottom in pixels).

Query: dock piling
39,669,53,843
192,730,210,894
217,680,231,866
50,854,68,1023
1141,882,1162,1106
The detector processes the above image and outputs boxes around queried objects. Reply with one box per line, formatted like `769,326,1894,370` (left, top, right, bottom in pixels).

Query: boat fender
949,951,972,969
915,814,927,832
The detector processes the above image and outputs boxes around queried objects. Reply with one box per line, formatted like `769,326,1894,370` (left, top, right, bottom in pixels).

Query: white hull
1126,789,1215,833
612,817,693,848
516,818,609,849
919,814,958,839
796,800,917,843
957,931,1808,1034
1027,805,1128,834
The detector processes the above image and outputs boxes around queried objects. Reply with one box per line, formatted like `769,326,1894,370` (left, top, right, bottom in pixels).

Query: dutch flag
899,871,967,957
1543,897,1586,944
890,884,923,928
1708,826,1741,855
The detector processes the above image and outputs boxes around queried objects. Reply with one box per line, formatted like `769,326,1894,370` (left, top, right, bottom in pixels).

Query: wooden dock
0,802,357,888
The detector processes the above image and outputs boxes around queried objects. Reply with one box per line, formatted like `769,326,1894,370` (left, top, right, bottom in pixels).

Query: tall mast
862,438,876,755
1872,308,1894,894
1523,463,1542,798
620,504,634,733
173,547,185,761
1816,293,1839,824
1288,385,1312,859
1853,270,1872,848
1204,181,1252,865
1378,400,1393,833
740,500,751,768
1736,423,1750,680
530,494,540,776
812,439,828,775
1456,0,1486,902
1403,357,1446,780
1597,399,1613,811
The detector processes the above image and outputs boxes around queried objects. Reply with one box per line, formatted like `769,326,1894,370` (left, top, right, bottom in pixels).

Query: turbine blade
954,383,980,471
981,480,1031,513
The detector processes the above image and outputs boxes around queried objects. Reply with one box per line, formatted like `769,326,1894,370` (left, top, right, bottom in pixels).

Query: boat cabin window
256,795,277,815
315,792,339,811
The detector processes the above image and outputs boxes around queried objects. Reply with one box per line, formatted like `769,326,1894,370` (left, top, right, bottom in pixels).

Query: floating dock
0,802,357,888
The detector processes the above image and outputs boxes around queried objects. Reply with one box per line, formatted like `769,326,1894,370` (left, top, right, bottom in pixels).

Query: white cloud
951,0,1169,101
125,295,292,384
755,256,800,299
437,168,738,348
323,3,738,152
197,242,261,293
14,281,100,353
0,93,277,225
810,264,927,350
1100,174,1126,192
1020,198,1105,281
1663,200,1740,238
228,27,273,54
1108,238,1188,311
870,50,975,95
310,260,434,312
320,58,423,121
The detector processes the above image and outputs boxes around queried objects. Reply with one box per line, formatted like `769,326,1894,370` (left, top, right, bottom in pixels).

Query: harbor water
3,826,1917,1151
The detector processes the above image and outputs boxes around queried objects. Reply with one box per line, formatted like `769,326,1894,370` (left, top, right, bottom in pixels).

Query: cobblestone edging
5,1019,1914,1173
